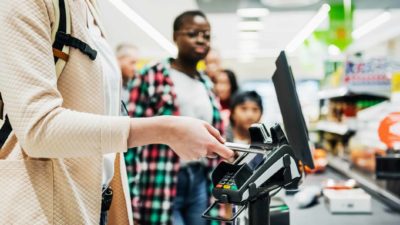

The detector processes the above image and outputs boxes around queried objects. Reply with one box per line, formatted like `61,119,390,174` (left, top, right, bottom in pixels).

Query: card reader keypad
216,172,238,190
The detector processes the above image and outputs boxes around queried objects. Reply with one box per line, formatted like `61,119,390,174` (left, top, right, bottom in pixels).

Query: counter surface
280,169,400,225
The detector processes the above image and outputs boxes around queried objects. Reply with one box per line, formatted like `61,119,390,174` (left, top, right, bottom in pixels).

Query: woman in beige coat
0,0,233,225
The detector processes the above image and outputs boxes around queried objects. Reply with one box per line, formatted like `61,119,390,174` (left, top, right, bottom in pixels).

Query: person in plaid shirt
125,10,227,225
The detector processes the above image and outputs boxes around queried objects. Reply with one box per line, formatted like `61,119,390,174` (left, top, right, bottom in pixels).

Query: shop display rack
318,87,390,100
316,56,399,211
316,120,355,135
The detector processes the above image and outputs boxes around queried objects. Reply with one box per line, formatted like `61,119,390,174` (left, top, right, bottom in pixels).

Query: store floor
279,169,400,225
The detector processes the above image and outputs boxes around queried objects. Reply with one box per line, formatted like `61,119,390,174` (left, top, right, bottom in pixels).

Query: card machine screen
237,152,266,171
247,153,266,170
225,142,267,171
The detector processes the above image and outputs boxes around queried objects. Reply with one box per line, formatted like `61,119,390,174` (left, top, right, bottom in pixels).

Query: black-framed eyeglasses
176,30,211,41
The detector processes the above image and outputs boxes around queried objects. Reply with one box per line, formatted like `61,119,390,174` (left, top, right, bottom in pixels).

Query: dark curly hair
173,10,207,31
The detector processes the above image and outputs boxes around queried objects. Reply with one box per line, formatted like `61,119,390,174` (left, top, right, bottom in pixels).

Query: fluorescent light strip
286,3,330,53
238,21,264,31
239,32,260,39
224,49,280,58
344,0,352,14
237,8,269,18
352,11,391,40
107,0,177,56
261,0,320,7
239,40,259,50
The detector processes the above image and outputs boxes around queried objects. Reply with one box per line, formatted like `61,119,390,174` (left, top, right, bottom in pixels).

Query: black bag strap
0,116,12,148
52,0,69,65
56,31,97,60
0,93,4,121
0,86,10,149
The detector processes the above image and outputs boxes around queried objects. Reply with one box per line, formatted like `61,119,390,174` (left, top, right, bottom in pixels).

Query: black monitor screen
272,51,314,168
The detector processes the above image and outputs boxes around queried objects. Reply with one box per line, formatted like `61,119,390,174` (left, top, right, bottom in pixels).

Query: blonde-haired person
116,43,140,111
204,48,222,83
0,1,233,225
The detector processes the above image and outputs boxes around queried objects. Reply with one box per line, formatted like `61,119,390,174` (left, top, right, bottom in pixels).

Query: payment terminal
202,51,314,225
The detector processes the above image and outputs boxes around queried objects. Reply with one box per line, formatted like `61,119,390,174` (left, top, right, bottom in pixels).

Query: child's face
231,100,262,130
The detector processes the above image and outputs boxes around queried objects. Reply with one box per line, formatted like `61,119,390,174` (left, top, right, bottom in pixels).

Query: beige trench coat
0,0,133,224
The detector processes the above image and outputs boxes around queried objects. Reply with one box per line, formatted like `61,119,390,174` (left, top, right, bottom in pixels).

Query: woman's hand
166,116,233,160
128,116,234,161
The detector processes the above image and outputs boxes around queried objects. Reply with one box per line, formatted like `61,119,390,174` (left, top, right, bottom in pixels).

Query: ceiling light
239,31,260,40
237,8,269,18
352,11,391,40
238,21,264,31
106,0,177,56
239,40,260,50
343,0,352,13
261,0,320,7
286,3,331,53
223,49,280,59
237,0,269,18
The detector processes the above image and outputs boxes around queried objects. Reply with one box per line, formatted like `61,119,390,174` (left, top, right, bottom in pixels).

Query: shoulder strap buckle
56,31,97,60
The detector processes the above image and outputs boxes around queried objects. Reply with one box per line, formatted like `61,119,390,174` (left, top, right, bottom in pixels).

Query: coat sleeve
0,0,130,158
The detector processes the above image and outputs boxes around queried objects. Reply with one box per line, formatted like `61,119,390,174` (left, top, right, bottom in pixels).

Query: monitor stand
248,192,271,225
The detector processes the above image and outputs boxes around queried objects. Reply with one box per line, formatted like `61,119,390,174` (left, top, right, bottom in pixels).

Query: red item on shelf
378,112,400,149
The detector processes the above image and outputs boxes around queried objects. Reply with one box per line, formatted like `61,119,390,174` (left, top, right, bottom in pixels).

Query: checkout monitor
272,51,314,169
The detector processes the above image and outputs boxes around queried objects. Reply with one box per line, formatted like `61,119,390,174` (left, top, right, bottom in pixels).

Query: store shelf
318,87,348,99
318,87,390,100
327,156,400,211
316,120,355,135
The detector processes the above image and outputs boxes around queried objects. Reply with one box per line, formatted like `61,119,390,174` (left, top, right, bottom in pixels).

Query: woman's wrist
127,116,175,148
127,116,234,160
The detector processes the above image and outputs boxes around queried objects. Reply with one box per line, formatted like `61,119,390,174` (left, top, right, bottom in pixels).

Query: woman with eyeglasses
126,10,225,225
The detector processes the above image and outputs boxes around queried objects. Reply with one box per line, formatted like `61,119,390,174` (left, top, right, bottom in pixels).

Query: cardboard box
323,188,371,213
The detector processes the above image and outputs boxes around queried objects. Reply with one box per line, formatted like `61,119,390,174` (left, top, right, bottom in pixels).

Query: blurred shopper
204,48,222,83
214,69,239,126
0,2,233,225
116,44,140,109
226,91,263,144
126,10,225,225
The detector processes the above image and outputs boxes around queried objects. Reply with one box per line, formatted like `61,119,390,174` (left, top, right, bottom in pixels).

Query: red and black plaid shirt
125,58,224,225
